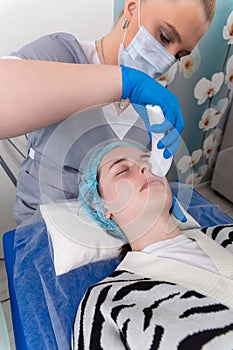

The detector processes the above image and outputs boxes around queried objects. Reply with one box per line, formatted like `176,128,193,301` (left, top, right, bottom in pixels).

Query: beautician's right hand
121,65,184,158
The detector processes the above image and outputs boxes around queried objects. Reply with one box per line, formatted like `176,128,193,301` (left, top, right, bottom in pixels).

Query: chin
149,191,171,207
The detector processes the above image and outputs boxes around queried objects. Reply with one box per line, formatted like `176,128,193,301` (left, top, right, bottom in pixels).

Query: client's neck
127,213,182,252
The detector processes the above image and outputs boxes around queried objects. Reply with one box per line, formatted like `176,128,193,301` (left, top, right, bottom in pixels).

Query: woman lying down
72,141,233,350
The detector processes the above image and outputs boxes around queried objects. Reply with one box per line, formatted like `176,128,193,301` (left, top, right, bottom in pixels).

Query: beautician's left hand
132,102,182,159
171,195,187,222
121,65,184,158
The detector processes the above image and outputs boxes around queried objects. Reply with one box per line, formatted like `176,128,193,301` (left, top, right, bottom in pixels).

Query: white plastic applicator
146,104,173,177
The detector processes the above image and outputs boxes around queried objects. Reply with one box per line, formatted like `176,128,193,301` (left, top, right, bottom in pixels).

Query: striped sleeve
72,269,233,349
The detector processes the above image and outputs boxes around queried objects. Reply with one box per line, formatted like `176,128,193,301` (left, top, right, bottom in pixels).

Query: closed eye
159,28,170,45
116,167,129,176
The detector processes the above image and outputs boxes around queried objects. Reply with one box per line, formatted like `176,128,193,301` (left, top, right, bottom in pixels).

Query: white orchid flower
157,62,178,87
208,146,219,170
216,97,229,114
178,149,202,174
199,98,228,131
223,11,233,44
225,54,233,89
199,107,222,131
212,128,223,146
194,72,224,105
185,165,207,186
207,128,223,169
185,173,198,186
203,134,215,159
204,129,222,168
179,46,201,78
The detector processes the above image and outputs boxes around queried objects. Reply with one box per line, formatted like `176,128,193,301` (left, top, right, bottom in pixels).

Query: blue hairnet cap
78,141,137,243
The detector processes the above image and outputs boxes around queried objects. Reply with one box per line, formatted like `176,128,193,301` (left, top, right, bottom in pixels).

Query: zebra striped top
72,225,233,350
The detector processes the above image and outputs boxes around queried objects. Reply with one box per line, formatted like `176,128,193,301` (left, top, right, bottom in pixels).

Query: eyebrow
109,158,127,170
108,154,150,171
165,22,182,43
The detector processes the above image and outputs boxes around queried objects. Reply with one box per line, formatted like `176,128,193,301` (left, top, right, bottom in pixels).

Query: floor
0,181,233,349
195,181,233,219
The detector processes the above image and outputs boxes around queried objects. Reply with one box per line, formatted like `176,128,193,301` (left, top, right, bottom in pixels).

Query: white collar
117,229,233,309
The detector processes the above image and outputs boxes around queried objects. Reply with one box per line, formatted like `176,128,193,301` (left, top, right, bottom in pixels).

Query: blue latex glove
171,195,187,222
121,65,184,158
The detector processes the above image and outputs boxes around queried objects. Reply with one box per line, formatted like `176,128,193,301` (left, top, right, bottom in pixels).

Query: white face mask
118,0,176,79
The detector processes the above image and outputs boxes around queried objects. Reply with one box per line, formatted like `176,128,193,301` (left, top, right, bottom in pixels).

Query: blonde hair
115,0,216,24
200,0,216,21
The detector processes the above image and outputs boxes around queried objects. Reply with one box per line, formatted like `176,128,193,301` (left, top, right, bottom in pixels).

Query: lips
140,178,163,192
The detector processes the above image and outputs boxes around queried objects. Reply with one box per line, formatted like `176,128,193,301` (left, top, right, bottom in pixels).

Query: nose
140,159,151,174
141,166,146,174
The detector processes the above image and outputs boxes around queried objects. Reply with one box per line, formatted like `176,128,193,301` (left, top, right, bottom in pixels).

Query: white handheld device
146,104,173,177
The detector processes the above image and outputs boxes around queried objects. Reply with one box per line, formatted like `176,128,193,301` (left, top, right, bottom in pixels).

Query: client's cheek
104,179,134,215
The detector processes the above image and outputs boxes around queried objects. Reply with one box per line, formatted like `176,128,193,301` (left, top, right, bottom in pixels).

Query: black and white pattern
72,226,233,350
201,224,233,251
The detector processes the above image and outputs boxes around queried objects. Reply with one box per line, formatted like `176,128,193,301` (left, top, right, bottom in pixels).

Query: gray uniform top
12,32,149,225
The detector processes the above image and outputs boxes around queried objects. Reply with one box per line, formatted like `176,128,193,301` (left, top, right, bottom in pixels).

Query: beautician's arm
0,60,183,158
0,60,122,139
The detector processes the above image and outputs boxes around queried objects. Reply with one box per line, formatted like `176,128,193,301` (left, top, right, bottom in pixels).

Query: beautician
0,0,216,224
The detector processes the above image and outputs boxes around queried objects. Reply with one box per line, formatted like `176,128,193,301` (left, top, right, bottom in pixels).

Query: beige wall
0,0,114,55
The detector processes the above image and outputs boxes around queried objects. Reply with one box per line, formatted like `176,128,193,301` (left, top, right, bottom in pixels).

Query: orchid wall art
157,2,233,186
113,1,233,186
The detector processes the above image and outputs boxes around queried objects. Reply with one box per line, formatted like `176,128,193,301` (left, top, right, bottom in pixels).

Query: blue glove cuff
171,195,187,223
121,65,132,100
